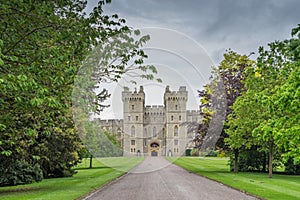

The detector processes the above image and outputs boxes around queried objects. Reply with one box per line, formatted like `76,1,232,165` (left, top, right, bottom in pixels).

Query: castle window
131,126,135,137
179,115,181,121
132,105,134,110
128,116,131,121
175,105,178,110
133,148,136,152
143,139,147,146
174,139,178,145
136,116,138,121
131,140,135,145
153,127,157,137
174,125,178,137
131,148,133,152
171,115,174,121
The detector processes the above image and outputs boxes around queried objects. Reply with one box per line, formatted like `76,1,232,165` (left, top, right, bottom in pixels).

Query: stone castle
99,86,200,156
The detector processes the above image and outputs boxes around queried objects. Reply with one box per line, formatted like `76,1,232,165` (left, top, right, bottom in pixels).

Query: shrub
0,160,43,186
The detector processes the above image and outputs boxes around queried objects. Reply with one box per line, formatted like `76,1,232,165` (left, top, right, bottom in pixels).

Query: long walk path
84,157,257,200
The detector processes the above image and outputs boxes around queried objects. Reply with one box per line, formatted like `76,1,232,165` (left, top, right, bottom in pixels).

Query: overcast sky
100,0,300,62
85,0,300,119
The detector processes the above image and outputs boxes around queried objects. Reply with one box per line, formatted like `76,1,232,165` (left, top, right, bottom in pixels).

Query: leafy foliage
0,0,158,184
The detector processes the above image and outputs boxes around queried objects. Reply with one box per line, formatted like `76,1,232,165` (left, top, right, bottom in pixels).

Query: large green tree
226,25,300,177
0,0,157,184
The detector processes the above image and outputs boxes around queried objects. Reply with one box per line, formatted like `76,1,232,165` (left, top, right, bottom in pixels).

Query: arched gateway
150,142,159,156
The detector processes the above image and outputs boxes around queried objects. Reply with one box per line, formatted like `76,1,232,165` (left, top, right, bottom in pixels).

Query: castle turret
122,86,145,156
164,86,188,156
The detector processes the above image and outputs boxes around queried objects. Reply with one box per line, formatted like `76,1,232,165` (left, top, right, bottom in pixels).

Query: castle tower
164,86,188,156
122,86,145,156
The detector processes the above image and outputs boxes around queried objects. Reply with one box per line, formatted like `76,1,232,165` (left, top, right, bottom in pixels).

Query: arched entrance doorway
150,142,160,156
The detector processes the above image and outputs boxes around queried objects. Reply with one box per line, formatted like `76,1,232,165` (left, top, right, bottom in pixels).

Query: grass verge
166,157,300,200
0,157,143,200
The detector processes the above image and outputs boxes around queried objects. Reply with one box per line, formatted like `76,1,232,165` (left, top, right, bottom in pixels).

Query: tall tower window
132,105,134,110
174,125,178,137
175,105,178,110
136,116,138,121
131,126,135,137
131,140,135,145
153,127,157,137
171,115,174,121
128,116,131,121
179,115,181,121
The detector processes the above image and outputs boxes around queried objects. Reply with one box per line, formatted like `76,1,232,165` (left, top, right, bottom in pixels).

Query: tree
226,25,300,177
197,50,254,162
225,86,268,173
0,0,158,184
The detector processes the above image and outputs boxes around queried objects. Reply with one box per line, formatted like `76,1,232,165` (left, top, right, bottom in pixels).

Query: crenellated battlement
99,119,123,124
145,105,164,109
122,86,145,102
145,105,165,115
164,86,188,102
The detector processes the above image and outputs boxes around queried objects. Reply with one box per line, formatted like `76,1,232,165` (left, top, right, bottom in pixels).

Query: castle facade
99,86,200,156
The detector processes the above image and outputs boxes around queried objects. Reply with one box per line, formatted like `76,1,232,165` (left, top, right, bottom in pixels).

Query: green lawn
0,157,143,200
167,157,300,200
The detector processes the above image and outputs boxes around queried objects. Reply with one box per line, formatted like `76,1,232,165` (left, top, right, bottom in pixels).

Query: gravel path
83,157,258,200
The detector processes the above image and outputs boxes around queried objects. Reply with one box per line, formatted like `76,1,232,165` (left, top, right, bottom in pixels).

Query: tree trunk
268,142,273,178
234,149,239,173
89,154,93,169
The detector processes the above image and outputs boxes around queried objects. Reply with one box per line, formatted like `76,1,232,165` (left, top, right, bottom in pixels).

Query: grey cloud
91,0,300,62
